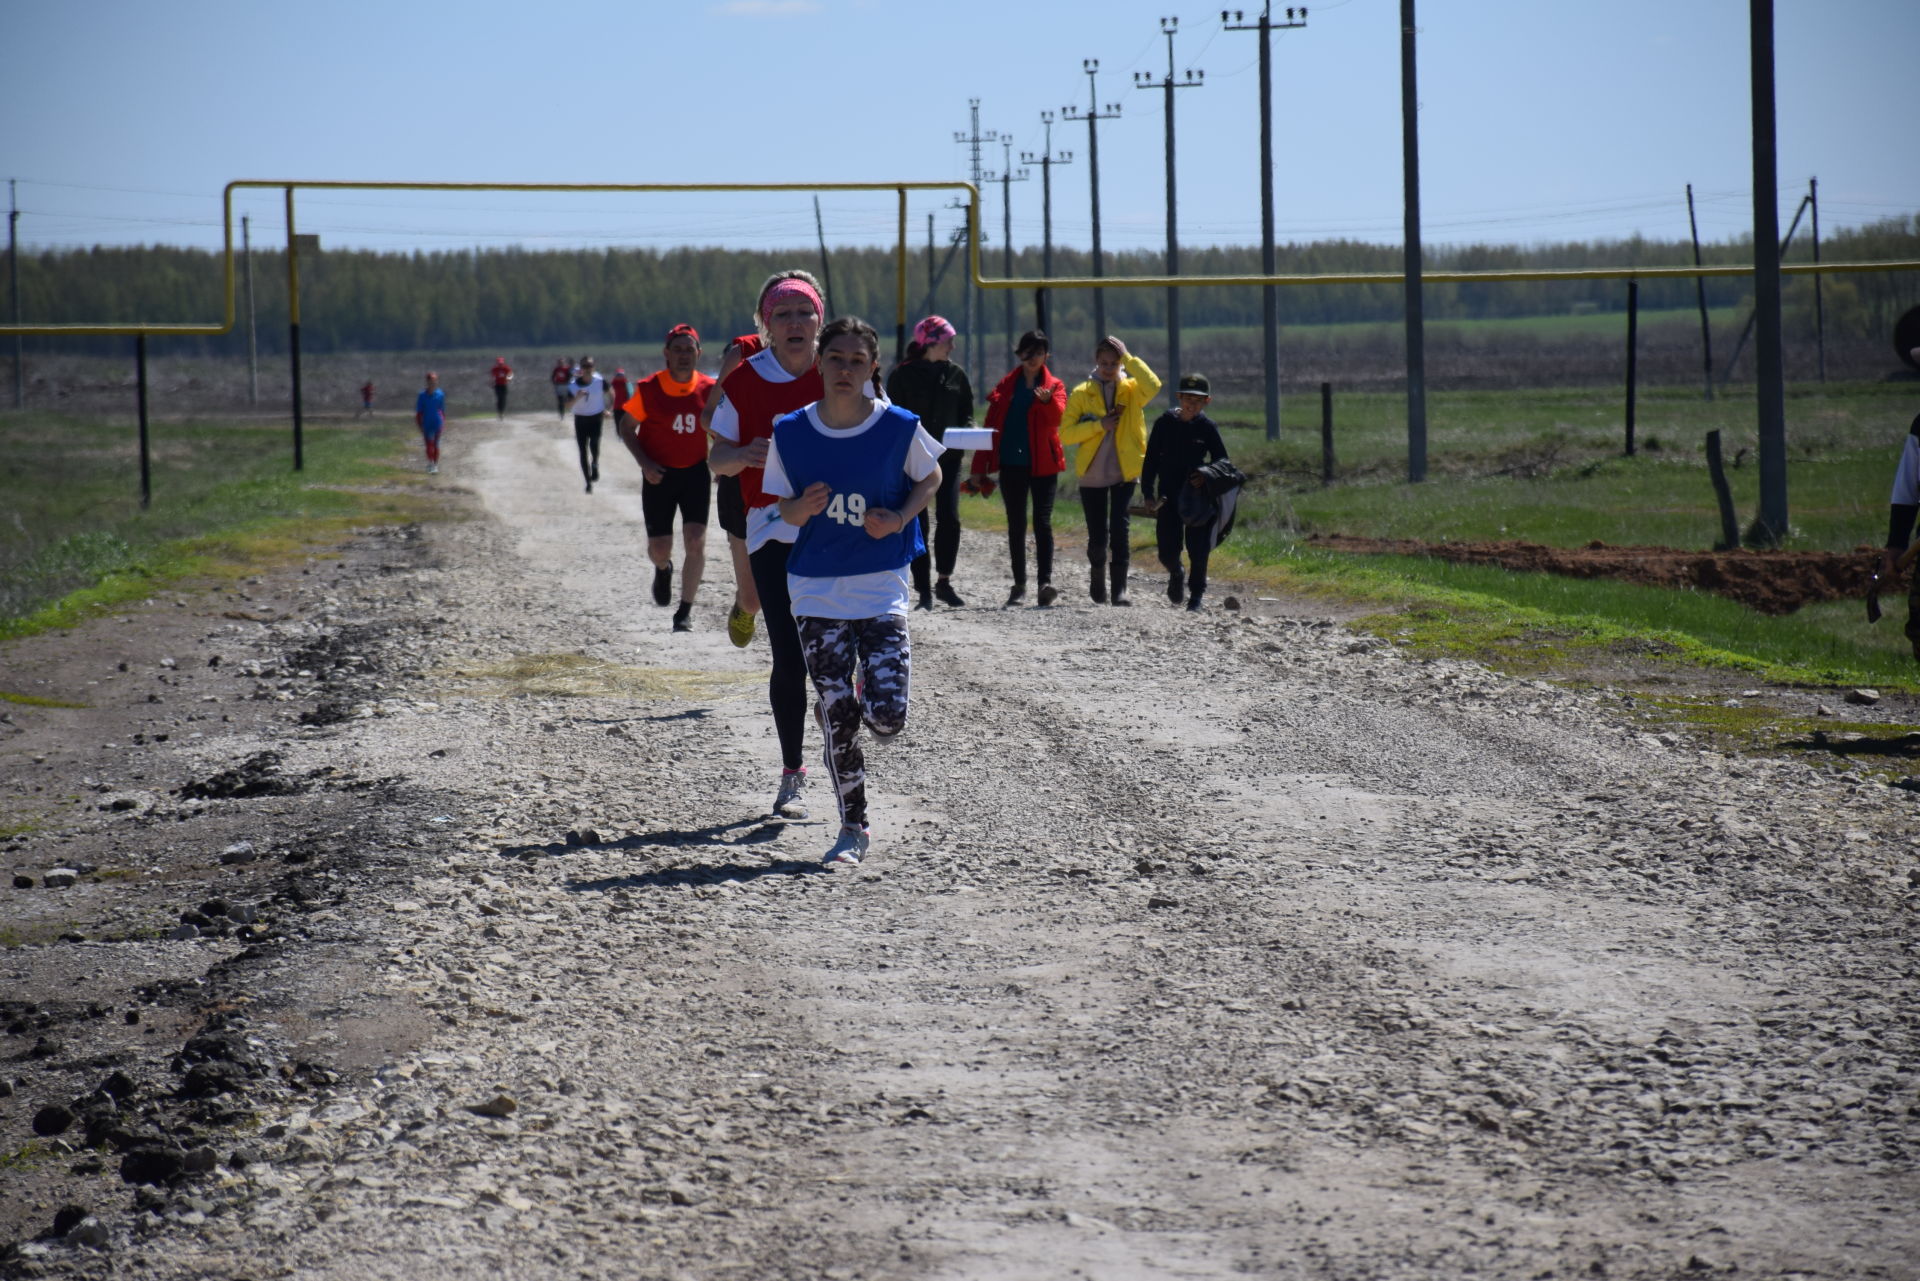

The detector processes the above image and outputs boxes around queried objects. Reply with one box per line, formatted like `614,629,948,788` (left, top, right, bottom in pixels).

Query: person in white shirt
566,356,610,493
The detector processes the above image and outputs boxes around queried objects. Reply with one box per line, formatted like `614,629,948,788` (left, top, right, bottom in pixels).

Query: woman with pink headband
708,270,828,819
886,314,975,609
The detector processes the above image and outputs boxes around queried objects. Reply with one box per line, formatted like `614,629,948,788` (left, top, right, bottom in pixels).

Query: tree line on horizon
7,216,1914,358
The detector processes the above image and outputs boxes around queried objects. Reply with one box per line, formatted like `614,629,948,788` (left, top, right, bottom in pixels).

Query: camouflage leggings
796,615,911,829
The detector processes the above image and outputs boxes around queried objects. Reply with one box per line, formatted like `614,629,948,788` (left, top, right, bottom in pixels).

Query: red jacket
976,366,1067,477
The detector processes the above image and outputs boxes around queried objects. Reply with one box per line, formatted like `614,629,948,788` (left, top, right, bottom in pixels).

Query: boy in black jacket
1142,373,1229,611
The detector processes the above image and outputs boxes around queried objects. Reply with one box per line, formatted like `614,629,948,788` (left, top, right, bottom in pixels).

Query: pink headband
913,315,957,347
760,279,823,323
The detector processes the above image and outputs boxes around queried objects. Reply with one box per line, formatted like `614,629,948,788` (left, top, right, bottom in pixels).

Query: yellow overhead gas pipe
1,178,1914,337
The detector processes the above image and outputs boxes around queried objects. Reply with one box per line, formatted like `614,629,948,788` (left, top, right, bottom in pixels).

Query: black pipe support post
136,334,151,510
1624,280,1639,456
286,186,304,472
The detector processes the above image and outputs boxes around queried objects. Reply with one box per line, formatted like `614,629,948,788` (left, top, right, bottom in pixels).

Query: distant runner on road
551,357,572,419
619,325,717,634
707,333,765,649
358,380,375,418
490,357,513,419
567,357,610,494
414,371,445,474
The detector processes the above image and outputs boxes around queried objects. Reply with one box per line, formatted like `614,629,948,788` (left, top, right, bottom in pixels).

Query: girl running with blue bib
762,317,944,867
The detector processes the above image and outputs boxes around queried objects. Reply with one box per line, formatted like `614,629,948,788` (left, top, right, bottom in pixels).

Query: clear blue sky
3,0,1913,259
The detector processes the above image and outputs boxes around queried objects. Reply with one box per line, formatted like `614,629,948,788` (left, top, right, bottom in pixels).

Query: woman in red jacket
977,330,1068,607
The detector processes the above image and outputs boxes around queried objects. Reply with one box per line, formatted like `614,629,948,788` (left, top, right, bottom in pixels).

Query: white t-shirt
762,402,944,620
570,373,608,416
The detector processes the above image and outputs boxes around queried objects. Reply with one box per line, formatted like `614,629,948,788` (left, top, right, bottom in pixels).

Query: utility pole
1810,175,1825,384
811,195,836,314
9,179,20,410
1021,112,1073,335
1137,16,1205,403
946,199,976,386
1224,4,1307,441
1063,61,1121,342
953,99,997,391
1749,0,1787,543
1398,0,1427,482
925,212,936,318
242,214,258,405
1685,184,1714,402
983,139,1029,367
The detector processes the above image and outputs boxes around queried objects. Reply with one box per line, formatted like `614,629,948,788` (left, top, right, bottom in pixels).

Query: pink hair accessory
760,279,823,322
913,315,957,347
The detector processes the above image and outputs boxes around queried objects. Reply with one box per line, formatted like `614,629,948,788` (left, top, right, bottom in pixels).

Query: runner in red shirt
619,326,716,633
490,357,513,419
610,367,632,421
551,358,572,420
708,270,826,818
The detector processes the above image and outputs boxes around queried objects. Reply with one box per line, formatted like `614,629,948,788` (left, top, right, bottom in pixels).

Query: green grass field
0,410,432,639
959,378,1916,691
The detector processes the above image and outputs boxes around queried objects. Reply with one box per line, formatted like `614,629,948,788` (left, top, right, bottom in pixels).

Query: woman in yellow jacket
1060,335,1163,604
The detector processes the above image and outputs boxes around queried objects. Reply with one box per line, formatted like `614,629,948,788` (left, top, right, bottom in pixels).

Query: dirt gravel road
4,415,1918,1279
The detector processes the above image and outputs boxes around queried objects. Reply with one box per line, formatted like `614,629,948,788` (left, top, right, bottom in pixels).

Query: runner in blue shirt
414,372,447,475
762,317,943,867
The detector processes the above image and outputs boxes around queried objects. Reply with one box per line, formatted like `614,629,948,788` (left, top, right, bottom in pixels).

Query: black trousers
1156,502,1214,596
494,384,509,415
573,414,603,481
999,465,1057,587
748,539,809,772
1079,481,1136,571
911,455,965,593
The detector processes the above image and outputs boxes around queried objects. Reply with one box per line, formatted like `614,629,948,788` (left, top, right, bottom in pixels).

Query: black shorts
643,461,712,537
715,472,747,540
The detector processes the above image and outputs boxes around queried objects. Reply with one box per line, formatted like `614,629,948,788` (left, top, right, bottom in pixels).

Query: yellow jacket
1059,353,1163,482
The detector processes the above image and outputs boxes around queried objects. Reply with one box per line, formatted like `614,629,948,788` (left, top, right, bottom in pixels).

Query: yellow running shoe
727,604,756,648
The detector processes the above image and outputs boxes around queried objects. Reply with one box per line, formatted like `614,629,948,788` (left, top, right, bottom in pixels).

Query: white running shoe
821,824,869,867
773,768,808,818
426,462,438,474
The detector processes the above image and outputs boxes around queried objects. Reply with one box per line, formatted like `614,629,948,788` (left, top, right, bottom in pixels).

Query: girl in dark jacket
976,330,1069,606
885,315,974,609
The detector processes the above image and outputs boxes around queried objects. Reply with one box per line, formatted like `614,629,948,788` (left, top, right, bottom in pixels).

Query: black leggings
911,454,965,593
748,538,809,772
1156,502,1214,594
494,384,509,415
999,465,1057,587
1079,481,1137,571
573,414,603,481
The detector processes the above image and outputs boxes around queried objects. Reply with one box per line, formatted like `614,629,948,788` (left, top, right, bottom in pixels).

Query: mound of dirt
1310,533,1879,615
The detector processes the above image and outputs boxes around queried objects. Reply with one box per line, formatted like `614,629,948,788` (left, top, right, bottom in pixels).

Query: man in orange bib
619,324,717,633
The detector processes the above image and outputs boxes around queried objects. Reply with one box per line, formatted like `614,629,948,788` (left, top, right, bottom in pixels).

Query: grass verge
0,412,443,641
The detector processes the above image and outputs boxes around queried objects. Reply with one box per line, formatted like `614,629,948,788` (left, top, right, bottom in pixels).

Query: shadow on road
496,817,829,894
565,859,828,893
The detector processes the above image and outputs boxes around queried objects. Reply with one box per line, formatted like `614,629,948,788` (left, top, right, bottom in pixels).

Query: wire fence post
1320,381,1334,486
